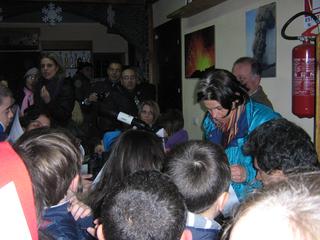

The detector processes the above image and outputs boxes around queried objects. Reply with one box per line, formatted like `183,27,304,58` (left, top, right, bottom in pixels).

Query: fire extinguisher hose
281,11,320,41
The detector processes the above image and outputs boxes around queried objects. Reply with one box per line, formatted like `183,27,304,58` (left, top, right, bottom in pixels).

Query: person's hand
88,93,98,102
230,164,247,183
81,174,93,192
40,86,51,103
87,219,100,238
68,196,92,220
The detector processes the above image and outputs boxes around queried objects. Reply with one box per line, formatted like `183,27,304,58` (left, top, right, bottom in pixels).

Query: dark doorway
155,18,181,112
0,52,40,97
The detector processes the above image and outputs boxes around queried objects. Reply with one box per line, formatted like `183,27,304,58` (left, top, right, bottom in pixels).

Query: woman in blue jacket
197,69,281,201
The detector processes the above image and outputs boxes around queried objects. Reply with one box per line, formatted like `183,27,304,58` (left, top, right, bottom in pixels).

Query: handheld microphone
114,112,153,131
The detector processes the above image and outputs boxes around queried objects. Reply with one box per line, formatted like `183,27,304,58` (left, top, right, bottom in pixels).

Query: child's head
226,172,320,240
158,109,184,136
243,118,319,186
20,105,51,131
98,170,190,240
90,129,165,216
101,129,164,186
166,140,230,215
13,127,82,220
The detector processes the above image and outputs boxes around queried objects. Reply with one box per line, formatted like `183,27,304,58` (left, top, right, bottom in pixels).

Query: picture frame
0,28,39,50
184,25,215,78
246,2,276,77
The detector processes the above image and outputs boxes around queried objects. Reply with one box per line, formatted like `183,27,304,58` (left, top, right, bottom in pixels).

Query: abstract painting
185,25,215,78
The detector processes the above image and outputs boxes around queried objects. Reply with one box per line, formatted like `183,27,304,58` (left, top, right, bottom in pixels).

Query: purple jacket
165,129,188,151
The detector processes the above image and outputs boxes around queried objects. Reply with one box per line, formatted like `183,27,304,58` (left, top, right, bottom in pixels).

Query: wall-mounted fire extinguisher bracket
281,11,320,118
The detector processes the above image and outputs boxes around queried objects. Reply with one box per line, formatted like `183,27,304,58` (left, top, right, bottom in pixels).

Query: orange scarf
216,104,245,147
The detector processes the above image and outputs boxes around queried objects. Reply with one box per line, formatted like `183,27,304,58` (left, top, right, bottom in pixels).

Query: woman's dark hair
88,129,165,217
158,109,184,137
197,69,249,113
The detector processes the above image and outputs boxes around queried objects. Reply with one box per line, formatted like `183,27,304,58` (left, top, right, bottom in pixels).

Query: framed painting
185,25,215,78
246,2,276,77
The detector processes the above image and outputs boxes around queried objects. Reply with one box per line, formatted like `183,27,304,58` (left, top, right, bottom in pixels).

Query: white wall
153,0,313,140
153,0,185,28
0,22,128,60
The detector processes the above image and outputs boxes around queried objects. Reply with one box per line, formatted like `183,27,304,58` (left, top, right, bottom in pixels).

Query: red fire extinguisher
281,12,319,118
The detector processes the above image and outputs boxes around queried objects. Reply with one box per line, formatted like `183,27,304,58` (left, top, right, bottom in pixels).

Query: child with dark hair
95,170,192,240
158,109,188,151
14,127,94,240
20,105,51,131
166,140,231,240
243,118,320,186
88,129,165,217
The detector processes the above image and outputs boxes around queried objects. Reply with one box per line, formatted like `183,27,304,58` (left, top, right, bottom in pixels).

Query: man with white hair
232,57,273,109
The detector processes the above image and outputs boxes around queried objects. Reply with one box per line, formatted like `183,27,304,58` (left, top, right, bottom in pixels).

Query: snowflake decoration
42,3,63,26
106,5,115,28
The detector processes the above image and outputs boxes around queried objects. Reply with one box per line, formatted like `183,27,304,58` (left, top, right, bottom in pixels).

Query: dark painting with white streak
246,2,276,78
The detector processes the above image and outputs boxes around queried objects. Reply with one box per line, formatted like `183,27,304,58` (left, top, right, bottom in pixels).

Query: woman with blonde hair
33,53,74,127
138,100,160,129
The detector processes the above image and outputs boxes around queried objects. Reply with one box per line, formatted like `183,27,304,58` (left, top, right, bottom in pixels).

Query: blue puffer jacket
203,100,281,201
187,227,220,240
0,122,6,142
41,201,94,240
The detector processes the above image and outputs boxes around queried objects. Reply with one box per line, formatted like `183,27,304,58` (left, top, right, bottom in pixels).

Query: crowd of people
0,55,319,240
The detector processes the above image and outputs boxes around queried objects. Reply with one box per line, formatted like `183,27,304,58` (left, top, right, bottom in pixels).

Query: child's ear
69,174,80,193
217,191,229,212
180,228,192,240
96,224,106,240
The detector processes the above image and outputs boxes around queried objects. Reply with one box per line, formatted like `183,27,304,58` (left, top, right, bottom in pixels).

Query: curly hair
243,118,319,174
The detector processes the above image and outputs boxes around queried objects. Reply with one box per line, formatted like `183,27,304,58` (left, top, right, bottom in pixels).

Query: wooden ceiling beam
7,0,157,4
167,0,226,18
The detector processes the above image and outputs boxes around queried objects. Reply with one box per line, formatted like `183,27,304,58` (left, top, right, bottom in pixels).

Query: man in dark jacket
81,62,136,138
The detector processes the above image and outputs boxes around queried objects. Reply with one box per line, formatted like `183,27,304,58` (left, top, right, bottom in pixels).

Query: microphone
114,112,153,131
110,111,165,138
109,111,167,152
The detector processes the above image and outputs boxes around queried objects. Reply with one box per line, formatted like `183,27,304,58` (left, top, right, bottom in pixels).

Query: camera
81,90,112,106
97,91,111,101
